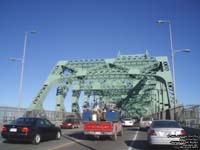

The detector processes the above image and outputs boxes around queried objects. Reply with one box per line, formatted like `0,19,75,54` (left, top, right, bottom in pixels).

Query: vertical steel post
157,20,176,120
168,22,177,120
18,32,28,117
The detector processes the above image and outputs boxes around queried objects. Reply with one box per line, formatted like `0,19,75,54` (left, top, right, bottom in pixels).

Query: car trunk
154,128,183,137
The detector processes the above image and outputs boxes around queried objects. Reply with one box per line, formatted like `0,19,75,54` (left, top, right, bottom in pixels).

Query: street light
10,31,37,117
156,19,191,120
174,49,191,53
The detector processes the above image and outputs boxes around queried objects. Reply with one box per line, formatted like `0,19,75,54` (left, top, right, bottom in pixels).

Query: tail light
149,130,156,136
1,127,7,132
180,129,186,135
21,127,30,133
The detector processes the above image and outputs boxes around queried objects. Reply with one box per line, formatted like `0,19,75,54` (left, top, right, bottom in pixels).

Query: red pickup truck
83,111,123,140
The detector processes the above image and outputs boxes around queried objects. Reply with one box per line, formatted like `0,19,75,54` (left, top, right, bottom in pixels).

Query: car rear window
152,121,180,128
124,118,132,121
65,118,77,123
11,118,36,125
142,117,152,121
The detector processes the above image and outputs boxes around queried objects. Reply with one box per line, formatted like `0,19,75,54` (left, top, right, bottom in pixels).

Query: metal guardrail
178,105,200,129
0,106,73,126
0,105,199,128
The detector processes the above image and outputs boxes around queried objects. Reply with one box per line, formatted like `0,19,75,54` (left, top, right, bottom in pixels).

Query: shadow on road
66,132,114,141
125,140,148,150
126,128,139,132
2,140,31,145
62,132,96,150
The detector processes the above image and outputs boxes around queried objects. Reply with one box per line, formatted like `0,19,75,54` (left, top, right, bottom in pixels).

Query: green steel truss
27,51,177,120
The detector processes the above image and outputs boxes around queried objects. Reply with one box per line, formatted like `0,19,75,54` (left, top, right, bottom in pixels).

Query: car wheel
32,134,41,145
56,131,61,140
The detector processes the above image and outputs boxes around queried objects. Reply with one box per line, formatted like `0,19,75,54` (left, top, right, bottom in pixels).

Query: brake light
1,127,7,132
149,130,156,136
180,129,186,135
21,127,30,133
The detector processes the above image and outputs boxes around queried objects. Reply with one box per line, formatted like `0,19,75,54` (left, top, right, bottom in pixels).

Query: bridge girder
27,52,176,120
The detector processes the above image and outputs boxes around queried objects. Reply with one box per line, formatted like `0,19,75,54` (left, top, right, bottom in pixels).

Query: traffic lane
54,127,139,150
0,127,83,150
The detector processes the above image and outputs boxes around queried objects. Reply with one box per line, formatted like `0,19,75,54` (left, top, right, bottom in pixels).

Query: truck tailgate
84,122,113,131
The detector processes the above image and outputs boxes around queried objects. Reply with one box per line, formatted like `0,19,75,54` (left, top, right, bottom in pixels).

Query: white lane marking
128,128,139,150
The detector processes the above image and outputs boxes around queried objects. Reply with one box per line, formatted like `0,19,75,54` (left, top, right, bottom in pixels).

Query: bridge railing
179,105,200,129
0,106,72,127
148,105,200,129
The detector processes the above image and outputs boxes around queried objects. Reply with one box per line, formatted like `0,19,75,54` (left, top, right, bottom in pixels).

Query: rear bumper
60,125,72,129
1,132,34,141
84,131,113,135
148,136,183,146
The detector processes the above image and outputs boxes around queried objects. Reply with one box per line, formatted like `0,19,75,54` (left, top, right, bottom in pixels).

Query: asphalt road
0,127,181,150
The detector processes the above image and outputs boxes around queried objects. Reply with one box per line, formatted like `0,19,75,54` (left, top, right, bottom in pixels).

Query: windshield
10,118,36,125
152,121,180,128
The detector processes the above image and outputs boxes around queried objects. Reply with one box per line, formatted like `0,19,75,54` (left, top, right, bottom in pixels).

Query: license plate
10,128,17,132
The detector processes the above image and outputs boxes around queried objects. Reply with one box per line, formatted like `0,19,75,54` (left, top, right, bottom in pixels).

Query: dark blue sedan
1,117,61,144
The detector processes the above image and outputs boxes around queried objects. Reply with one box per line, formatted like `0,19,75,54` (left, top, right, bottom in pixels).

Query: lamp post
10,31,37,117
156,19,191,120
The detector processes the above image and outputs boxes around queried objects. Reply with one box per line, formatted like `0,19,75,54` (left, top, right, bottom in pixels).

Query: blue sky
0,0,199,112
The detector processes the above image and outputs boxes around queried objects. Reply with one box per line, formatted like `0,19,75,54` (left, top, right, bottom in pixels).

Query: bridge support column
55,85,68,120
83,92,90,109
72,91,80,113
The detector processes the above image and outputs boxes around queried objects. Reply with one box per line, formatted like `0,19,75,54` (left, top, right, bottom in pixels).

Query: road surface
0,127,179,150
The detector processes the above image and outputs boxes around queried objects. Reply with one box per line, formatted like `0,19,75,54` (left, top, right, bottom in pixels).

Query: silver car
147,120,186,148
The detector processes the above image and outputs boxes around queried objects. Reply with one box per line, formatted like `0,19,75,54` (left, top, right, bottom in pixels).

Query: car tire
32,134,41,145
56,131,61,140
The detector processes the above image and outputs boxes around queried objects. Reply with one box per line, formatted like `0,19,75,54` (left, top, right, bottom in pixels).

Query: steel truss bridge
26,51,177,120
